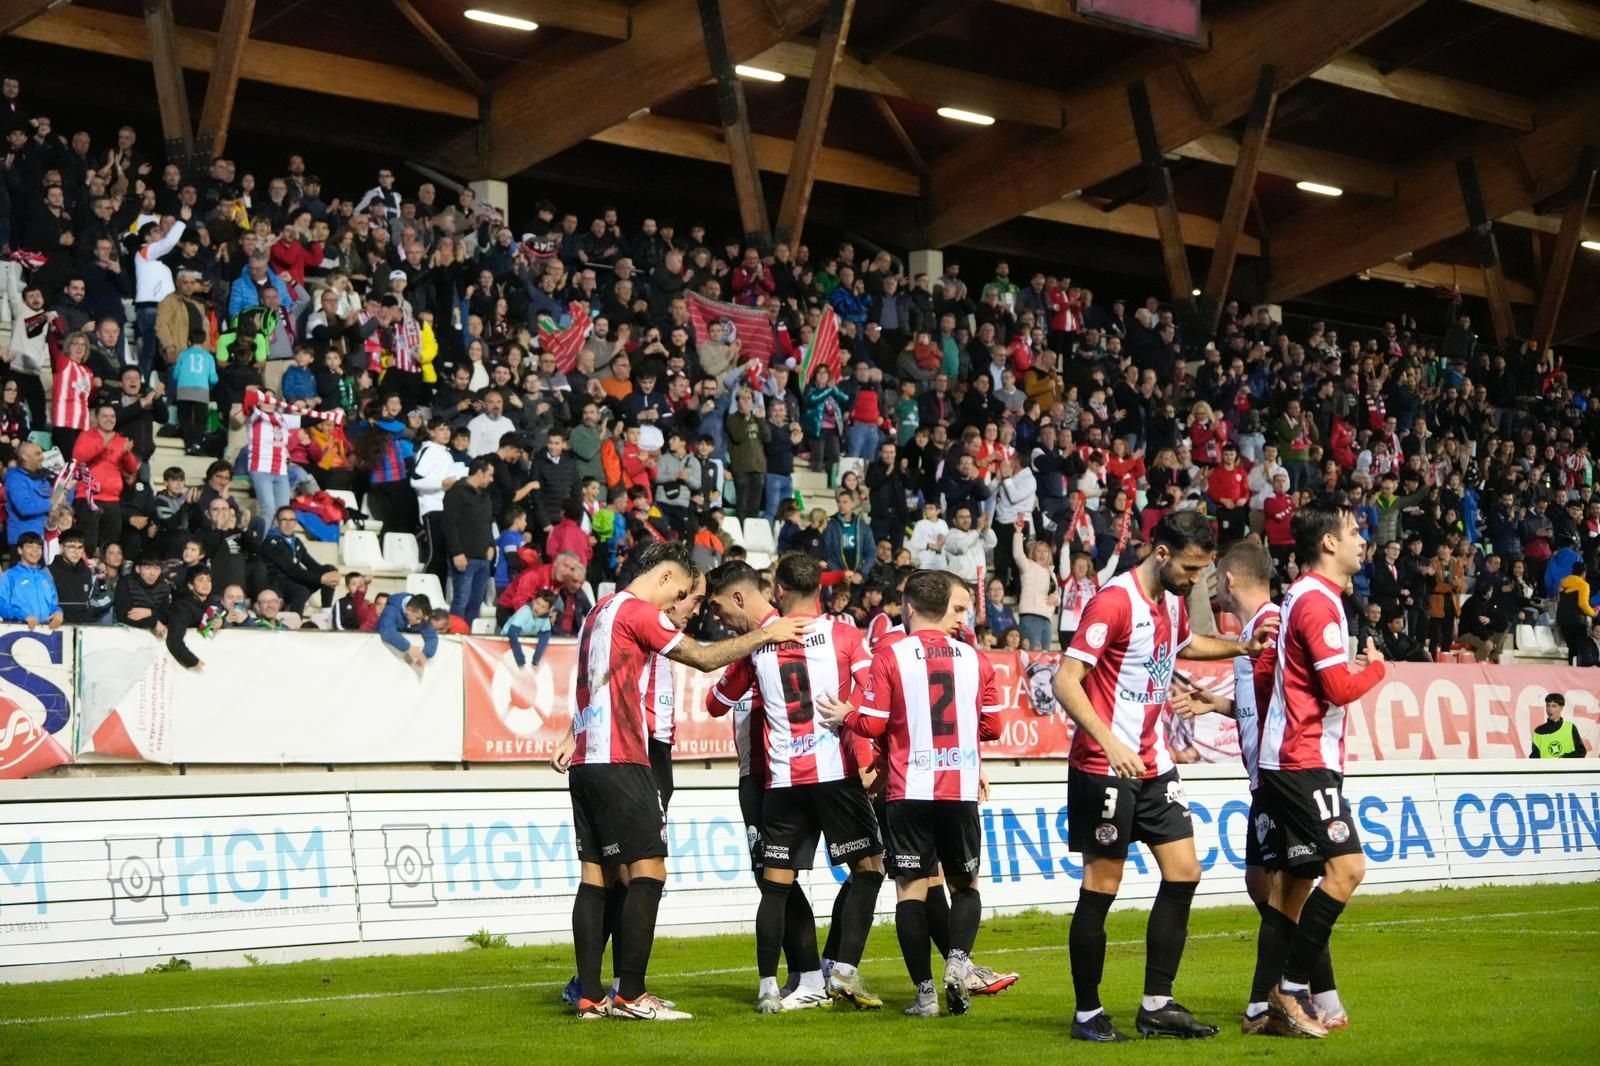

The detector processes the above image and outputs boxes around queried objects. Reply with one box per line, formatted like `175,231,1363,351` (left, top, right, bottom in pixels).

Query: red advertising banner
464,638,1598,765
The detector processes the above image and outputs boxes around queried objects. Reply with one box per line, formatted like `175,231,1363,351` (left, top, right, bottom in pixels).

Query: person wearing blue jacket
820,490,874,580
174,333,219,455
378,591,438,670
227,254,291,321
0,533,62,628
4,443,58,545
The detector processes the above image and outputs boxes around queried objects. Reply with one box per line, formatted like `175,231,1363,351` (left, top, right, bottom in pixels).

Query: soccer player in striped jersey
563,541,810,1022
1173,540,1344,1034
1255,501,1385,1038
1052,511,1276,1042
707,554,886,1013
820,569,1003,1018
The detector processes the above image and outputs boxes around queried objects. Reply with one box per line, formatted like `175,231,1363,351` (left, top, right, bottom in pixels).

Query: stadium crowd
2,78,1599,666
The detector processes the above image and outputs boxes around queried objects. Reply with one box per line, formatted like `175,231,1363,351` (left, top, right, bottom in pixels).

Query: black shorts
739,773,765,876
1067,766,1195,859
649,738,675,812
570,763,667,866
1256,768,1362,871
885,799,981,881
873,794,895,870
762,778,882,871
1245,789,1282,871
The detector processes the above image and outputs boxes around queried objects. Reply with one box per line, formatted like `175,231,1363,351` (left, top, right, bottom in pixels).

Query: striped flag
686,291,776,366
538,301,593,373
799,307,842,388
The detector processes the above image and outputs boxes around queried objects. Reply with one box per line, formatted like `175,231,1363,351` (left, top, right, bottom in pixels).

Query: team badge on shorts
1255,813,1272,843
1326,820,1350,843
1095,823,1118,845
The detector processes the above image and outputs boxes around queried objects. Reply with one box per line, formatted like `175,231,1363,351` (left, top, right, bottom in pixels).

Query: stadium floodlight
1295,181,1344,197
734,65,786,83
1582,240,1600,252
937,107,996,125
465,9,538,31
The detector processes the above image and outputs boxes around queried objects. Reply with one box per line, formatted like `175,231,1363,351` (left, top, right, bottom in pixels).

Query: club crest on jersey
1095,823,1118,845
1084,622,1109,649
1323,622,1344,651
1327,820,1350,843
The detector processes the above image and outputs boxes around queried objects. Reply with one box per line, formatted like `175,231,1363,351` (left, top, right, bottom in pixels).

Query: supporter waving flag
538,300,592,374
799,307,841,389
686,290,775,366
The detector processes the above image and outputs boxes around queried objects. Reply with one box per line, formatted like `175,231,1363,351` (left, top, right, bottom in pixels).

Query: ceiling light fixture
465,9,538,30
734,65,785,82
1190,288,1202,297
937,107,995,125
1296,181,1344,197
1582,240,1600,252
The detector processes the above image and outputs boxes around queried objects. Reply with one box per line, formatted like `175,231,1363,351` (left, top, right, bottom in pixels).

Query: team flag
686,291,776,366
537,301,593,373
799,307,842,388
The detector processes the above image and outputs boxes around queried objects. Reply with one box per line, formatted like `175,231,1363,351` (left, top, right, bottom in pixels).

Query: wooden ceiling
6,0,1599,348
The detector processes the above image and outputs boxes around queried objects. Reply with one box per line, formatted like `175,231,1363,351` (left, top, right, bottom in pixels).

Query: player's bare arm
1052,656,1146,778
671,613,811,672
1181,614,1279,660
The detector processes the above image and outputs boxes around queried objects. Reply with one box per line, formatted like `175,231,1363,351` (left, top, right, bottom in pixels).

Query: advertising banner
0,627,76,780
3,766,1595,973
75,628,464,764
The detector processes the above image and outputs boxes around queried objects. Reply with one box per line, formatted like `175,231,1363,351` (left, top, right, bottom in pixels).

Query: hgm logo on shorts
912,748,980,771
828,838,869,858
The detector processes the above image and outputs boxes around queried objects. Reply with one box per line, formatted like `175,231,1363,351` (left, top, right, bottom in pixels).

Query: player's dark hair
1217,539,1273,587
903,568,953,621
1293,499,1352,562
633,540,697,582
1151,509,1216,554
705,560,760,597
773,552,822,597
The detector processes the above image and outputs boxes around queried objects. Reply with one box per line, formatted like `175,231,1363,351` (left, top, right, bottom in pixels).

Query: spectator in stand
444,455,497,622
939,505,994,584
1556,562,1597,666
530,427,581,539
725,387,768,523
761,399,801,526
331,572,381,632
1264,472,1296,570
165,566,219,669
49,531,97,624
71,402,140,556
0,533,61,629
114,551,171,633
1207,443,1251,545
411,415,466,583
379,591,438,672
258,506,339,616
822,490,873,583
5,442,59,546
1457,581,1508,663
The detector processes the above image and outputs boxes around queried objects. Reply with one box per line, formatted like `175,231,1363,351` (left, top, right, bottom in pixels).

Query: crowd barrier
0,626,1594,777
0,761,1595,980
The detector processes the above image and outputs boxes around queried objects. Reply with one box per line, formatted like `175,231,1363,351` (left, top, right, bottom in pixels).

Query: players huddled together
552,494,1385,1038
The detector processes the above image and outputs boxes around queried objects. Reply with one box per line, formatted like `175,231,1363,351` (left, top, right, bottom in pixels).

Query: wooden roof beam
1172,132,1395,199
1500,208,1600,244
922,0,1426,248
1461,0,1600,43
391,0,485,96
195,0,254,159
852,0,979,64
1309,52,1534,130
142,0,193,158
1266,82,1600,302
1201,64,1277,329
1363,260,1536,303
0,0,64,37
1531,145,1598,352
464,0,631,40
775,0,855,247
699,0,770,246
13,6,477,119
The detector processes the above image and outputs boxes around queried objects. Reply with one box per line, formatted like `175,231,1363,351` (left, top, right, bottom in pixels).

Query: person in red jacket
1207,443,1252,545
71,402,140,556
1264,472,1297,571
268,213,323,286
1328,416,1357,470
731,247,776,307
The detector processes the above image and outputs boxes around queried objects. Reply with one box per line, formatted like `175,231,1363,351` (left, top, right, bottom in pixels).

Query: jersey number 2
778,661,813,725
929,668,956,737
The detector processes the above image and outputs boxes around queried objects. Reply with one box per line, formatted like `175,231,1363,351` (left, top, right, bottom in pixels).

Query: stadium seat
342,530,384,571
597,581,616,601
470,618,497,635
742,518,777,555
328,489,359,513
405,573,445,605
838,456,866,483
720,514,744,545
745,550,773,571
382,533,423,573
582,581,595,604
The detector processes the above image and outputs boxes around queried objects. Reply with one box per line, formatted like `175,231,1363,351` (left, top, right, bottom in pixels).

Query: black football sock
1283,888,1345,986
1310,944,1337,995
836,869,884,967
924,881,952,958
895,898,933,985
1069,889,1116,1013
613,876,665,1001
572,882,607,1002
1250,905,1295,1004
947,885,981,959
1144,880,1197,998
785,883,820,973
755,879,790,981
821,878,850,961
602,880,628,950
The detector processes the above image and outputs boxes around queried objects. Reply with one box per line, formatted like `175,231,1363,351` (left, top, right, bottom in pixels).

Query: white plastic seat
720,514,745,545
742,518,777,555
404,572,445,606
341,529,384,571
327,489,359,513
596,581,616,601
470,617,497,635
382,532,423,573
745,550,773,571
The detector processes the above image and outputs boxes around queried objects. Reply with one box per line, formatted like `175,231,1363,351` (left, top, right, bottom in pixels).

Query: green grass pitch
2,881,1596,1063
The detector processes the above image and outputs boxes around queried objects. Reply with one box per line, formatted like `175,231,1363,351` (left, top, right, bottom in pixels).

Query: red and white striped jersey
704,682,766,779
247,407,304,476
850,630,1002,802
864,611,896,652
1260,573,1354,773
572,591,684,767
51,359,94,431
712,613,871,788
1233,602,1279,791
1064,570,1192,779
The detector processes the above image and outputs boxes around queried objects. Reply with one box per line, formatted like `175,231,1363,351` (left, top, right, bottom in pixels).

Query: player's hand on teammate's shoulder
764,612,814,645
1104,736,1148,779
1242,612,1280,654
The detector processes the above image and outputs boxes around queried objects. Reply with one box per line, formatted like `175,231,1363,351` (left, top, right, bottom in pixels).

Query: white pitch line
3,904,1596,1028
